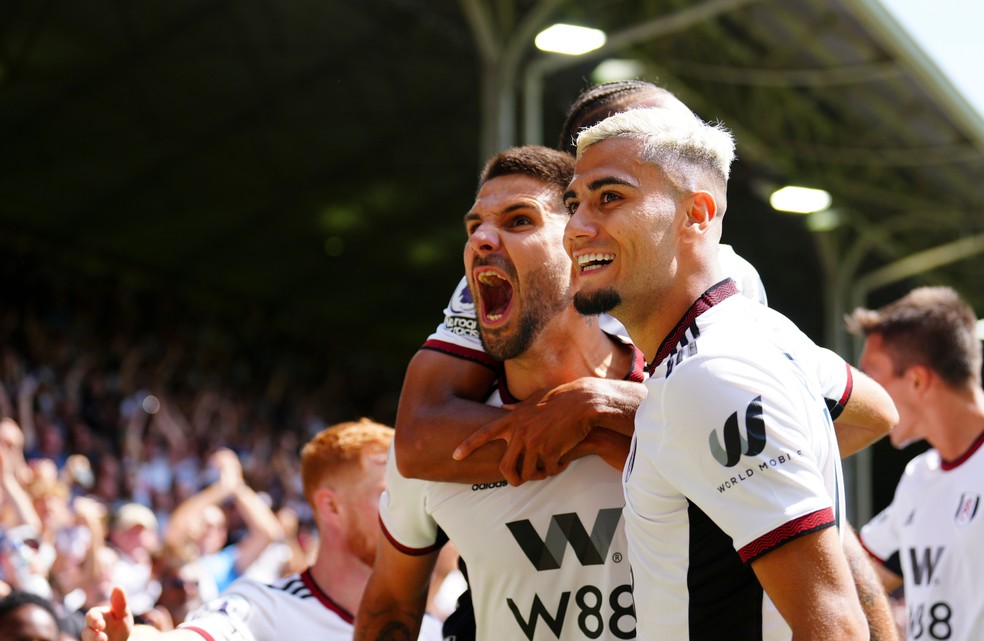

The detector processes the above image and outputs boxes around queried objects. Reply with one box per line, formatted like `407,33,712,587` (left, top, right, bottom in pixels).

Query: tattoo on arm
375,622,412,641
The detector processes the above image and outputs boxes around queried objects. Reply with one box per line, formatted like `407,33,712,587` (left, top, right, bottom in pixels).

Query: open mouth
576,252,615,273
475,269,513,324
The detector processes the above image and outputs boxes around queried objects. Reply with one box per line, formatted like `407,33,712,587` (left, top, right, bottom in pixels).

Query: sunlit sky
880,0,984,117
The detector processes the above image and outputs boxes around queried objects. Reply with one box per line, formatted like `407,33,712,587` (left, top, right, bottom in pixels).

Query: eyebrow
563,176,634,202
463,202,536,226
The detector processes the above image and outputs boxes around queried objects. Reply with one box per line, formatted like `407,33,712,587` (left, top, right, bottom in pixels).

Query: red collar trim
300,568,354,623
648,279,738,373
941,428,984,471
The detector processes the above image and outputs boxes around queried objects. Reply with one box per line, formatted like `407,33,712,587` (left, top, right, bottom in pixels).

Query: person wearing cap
107,503,162,618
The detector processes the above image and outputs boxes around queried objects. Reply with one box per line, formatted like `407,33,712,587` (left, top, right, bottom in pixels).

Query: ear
313,487,340,520
908,364,932,395
687,191,717,227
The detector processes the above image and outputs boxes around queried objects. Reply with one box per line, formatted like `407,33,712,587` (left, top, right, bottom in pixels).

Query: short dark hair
478,146,574,193
558,80,688,155
0,590,60,629
846,286,982,388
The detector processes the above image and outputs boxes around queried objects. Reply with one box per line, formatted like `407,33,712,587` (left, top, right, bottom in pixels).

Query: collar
648,278,738,374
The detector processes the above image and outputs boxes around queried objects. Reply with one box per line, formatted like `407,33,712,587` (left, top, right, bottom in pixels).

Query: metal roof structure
2,0,982,517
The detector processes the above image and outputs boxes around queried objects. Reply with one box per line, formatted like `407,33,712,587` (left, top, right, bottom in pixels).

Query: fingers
499,438,525,486
110,586,130,619
453,423,507,461
84,607,110,634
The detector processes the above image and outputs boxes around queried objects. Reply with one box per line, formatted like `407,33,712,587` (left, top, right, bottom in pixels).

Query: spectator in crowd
0,590,61,641
163,448,283,598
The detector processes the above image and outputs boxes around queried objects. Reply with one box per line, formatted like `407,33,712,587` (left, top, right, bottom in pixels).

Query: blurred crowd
0,258,369,637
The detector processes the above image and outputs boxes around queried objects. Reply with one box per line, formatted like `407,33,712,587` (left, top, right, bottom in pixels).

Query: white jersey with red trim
423,245,767,365
623,280,845,641
381,351,646,641
860,432,984,641
178,569,442,641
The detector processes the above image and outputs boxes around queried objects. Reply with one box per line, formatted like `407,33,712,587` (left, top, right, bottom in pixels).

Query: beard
573,287,621,316
479,265,569,361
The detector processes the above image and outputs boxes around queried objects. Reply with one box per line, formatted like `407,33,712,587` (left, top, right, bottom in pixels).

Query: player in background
850,286,984,641
81,419,442,641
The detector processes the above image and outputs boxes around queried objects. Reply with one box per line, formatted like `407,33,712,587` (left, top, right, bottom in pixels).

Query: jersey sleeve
653,354,836,563
379,444,445,555
180,578,271,641
812,347,852,420
420,276,499,369
859,463,909,575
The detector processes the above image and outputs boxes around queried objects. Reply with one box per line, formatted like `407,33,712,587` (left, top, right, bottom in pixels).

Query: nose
564,205,596,251
467,221,500,255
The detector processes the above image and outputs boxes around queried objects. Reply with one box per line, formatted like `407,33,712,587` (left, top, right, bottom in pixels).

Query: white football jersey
861,432,984,641
381,353,646,641
623,280,845,641
179,570,442,641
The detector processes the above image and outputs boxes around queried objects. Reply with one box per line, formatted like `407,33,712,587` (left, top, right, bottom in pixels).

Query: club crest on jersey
708,395,766,467
448,279,475,314
955,492,980,527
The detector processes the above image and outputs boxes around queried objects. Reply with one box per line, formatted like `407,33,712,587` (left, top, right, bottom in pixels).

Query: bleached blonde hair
576,107,736,183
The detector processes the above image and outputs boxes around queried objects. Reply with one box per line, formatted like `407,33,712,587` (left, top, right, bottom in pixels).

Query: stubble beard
479,266,569,361
573,287,622,316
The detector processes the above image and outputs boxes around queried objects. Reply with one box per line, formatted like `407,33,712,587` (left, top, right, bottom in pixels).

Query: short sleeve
653,354,835,561
379,445,444,554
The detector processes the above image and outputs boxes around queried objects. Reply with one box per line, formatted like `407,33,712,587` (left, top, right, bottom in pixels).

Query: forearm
0,475,41,532
396,396,509,483
354,600,425,641
843,526,898,641
233,484,284,542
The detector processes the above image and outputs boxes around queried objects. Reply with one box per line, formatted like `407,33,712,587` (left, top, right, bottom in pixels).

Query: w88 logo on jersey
507,583,635,640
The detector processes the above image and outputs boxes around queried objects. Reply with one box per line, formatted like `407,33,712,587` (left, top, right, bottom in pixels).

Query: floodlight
534,24,606,56
769,186,832,214
592,59,645,84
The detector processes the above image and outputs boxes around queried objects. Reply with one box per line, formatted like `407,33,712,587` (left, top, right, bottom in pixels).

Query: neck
623,262,722,363
503,308,628,400
307,541,371,617
927,384,984,461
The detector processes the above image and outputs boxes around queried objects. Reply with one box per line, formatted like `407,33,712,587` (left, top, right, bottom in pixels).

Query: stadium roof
2,0,983,365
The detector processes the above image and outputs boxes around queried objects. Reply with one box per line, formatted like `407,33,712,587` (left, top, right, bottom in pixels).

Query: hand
83,587,133,641
73,495,107,527
0,418,24,452
209,448,243,492
453,379,603,486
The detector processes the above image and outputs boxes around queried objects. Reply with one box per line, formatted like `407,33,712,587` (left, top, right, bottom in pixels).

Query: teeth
487,313,502,321
477,272,505,286
576,253,615,266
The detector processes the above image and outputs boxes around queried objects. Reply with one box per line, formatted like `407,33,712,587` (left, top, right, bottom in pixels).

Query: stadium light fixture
769,185,832,214
534,24,606,56
592,59,645,84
